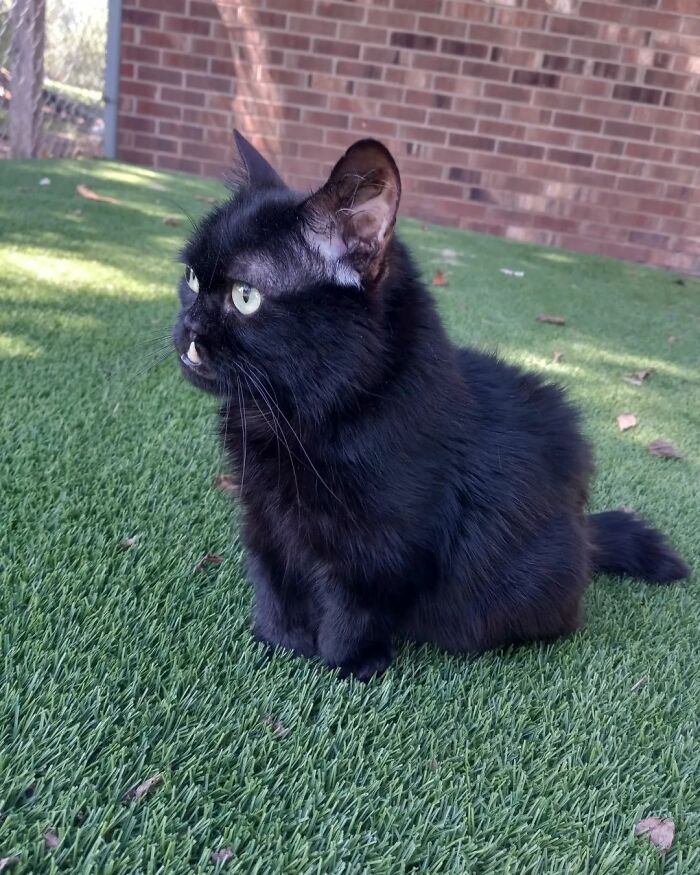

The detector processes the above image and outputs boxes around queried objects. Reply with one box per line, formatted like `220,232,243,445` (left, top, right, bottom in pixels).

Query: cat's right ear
231,129,286,190
304,139,401,283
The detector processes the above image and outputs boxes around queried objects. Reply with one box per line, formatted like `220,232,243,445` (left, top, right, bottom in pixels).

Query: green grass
0,159,698,875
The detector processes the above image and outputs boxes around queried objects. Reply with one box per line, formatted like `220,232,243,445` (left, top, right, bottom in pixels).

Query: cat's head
173,131,402,410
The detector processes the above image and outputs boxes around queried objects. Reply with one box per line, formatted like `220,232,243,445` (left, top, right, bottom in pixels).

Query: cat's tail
588,510,690,584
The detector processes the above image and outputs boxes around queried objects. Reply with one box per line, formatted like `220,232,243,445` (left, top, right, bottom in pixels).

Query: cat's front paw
253,624,317,659
328,641,395,682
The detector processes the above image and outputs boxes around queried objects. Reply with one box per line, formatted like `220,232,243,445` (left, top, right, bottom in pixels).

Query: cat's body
174,133,688,680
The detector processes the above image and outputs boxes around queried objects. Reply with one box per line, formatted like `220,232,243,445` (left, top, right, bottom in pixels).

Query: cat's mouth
180,340,214,380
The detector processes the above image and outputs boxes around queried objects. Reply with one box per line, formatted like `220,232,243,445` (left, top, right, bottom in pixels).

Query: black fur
172,133,689,681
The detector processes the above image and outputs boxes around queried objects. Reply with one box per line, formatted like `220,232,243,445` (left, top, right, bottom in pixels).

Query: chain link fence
0,0,107,159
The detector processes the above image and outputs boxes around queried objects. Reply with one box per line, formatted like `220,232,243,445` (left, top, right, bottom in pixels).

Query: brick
122,44,160,64
603,120,653,140
415,54,461,74
314,38,360,58
161,86,201,106
139,28,187,50
406,90,452,109
570,39,621,61
503,104,552,125
133,133,179,154
554,112,602,133
316,1,365,21
548,148,594,167
462,61,511,82
301,109,349,129
498,141,545,160
158,121,204,142
362,46,402,64
367,9,418,30
468,24,519,47
527,127,574,148
448,133,496,151
484,83,531,103
381,102,426,123
520,31,570,53
265,30,310,51
582,98,633,119
419,15,468,38
453,97,502,118
612,85,663,105
136,99,181,120
549,16,599,38
512,70,560,88
121,79,157,99
185,73,234,95
386,68,433,88
119,114,156,133
336,61,382,80
441,39,489,58
543,54,586,74
339,24,387,44
427,111,476,132
288,15,338,36
390,32,437,52
644,68,687,90
137,64,182,86
490,47,540,67
398,124,447,145
287,53,334,74
448,167,482,184
122,9,160,28
284,88,329,108
163,15,210,36
160,52,208,72
189,0,219,18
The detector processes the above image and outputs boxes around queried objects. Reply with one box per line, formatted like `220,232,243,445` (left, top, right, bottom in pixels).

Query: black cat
173,131,689,681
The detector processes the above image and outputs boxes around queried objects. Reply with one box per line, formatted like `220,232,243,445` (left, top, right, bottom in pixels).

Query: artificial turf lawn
0,159,699,875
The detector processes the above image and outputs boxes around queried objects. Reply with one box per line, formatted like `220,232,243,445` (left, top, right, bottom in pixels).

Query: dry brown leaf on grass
43,831,59,850
76,184,123,206
623,368,653,386
635,816,675,852
432,270,448,286
211,848,235,865
552,351,564,363
648,439,683,459
162,214,181,226
0,859,19,872
124,774,161,803
213,474,239,496
617,412,637,432
196,553,224,572
536,314,566,325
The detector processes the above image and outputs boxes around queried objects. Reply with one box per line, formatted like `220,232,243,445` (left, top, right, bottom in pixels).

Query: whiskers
230,357,353,519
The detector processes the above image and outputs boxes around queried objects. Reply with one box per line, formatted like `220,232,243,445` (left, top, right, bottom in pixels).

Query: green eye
231,281,261,315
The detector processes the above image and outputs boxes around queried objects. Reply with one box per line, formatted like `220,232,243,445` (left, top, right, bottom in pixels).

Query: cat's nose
183,310,203,336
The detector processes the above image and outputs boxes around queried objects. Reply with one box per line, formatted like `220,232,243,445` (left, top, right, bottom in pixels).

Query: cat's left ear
232,129,286,190
305,139,401,282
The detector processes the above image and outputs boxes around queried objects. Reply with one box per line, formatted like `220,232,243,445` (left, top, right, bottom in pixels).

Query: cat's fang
187,341,201,365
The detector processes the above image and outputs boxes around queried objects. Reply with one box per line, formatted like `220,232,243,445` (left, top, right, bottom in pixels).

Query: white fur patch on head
306,227,361,289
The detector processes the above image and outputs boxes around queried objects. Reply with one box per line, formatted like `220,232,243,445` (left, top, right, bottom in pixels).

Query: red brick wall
118,0,700,274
